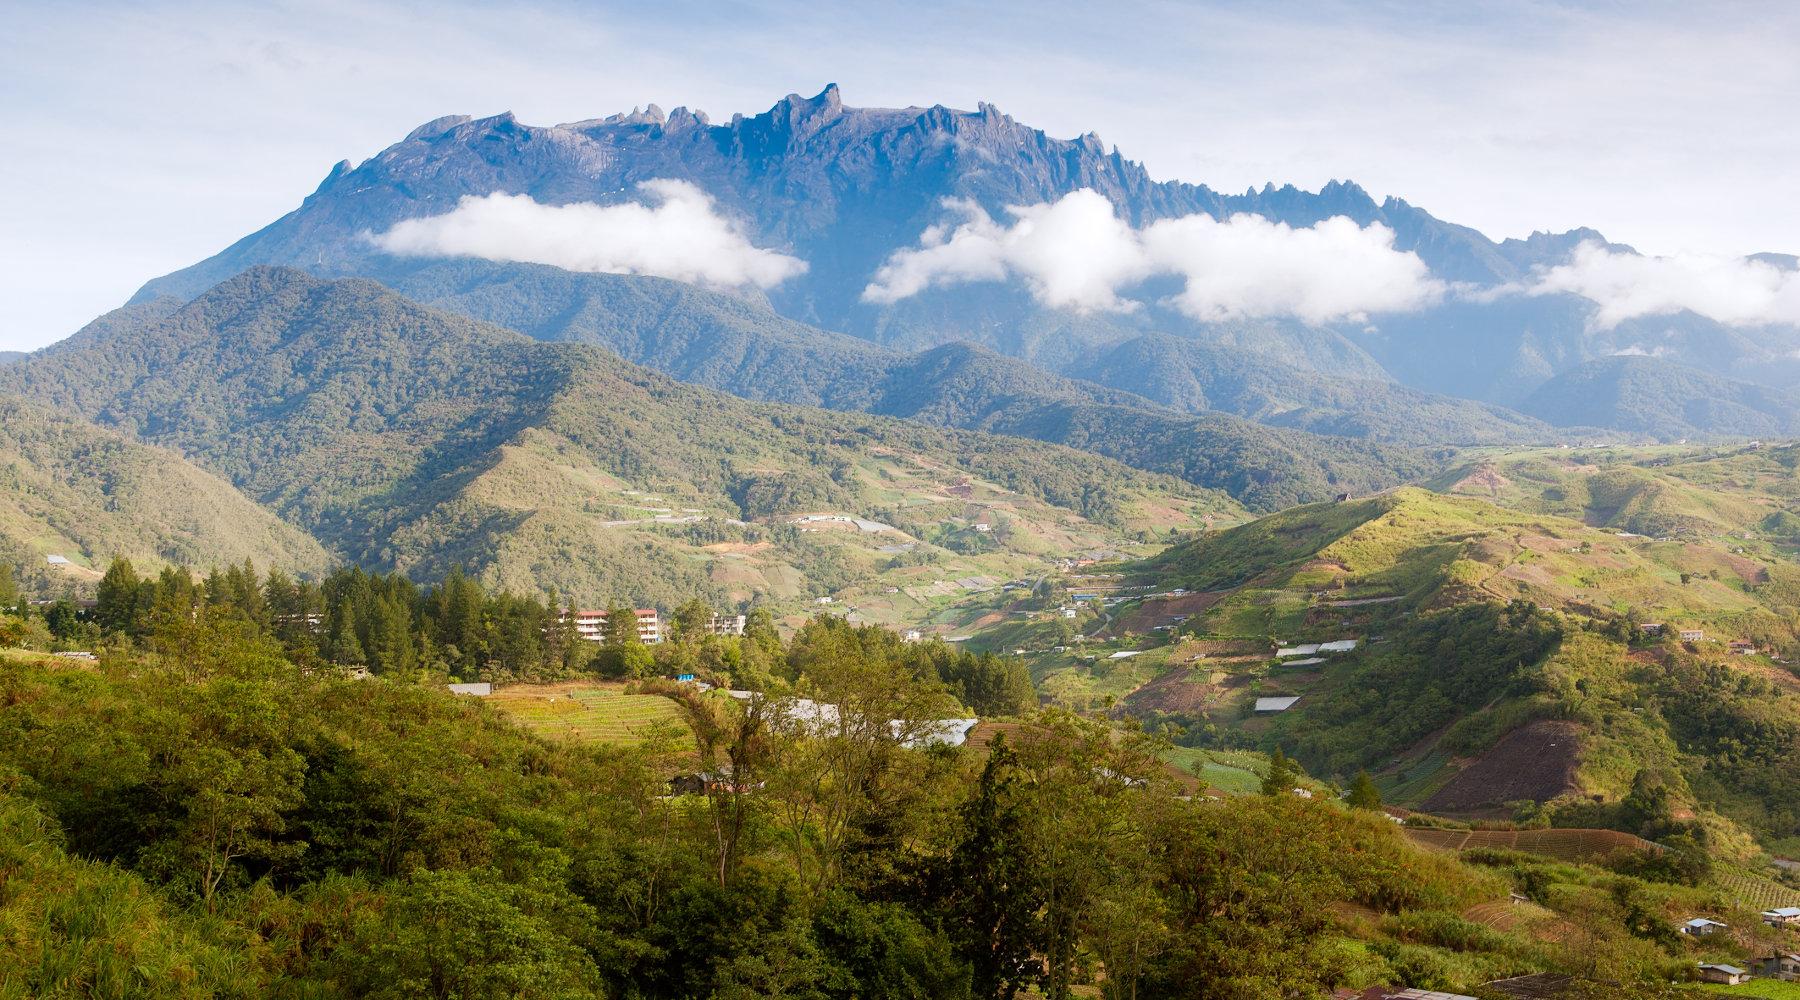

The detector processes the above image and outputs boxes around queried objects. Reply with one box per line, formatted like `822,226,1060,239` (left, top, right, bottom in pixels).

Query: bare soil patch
1122,668,1218,715
1111,591,1227,634
1422,720,1583,813
1451,464,1512,496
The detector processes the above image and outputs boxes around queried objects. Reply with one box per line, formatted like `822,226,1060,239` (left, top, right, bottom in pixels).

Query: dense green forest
0,613,1765,999
382,259,1553,451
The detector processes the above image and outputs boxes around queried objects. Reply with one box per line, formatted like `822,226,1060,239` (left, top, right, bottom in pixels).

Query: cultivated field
488,681,689,746
1403,827,1661,863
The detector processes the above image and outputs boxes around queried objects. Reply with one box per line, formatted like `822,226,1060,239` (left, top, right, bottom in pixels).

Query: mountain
130,86,1800,435
2,267,1230,607
0,394,330,591
1061,332,1551,445
1520,355,1800,439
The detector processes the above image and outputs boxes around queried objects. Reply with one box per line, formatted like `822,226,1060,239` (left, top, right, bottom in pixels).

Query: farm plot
1710,863,1800,912
1404,827,1660,863
490,682,689,746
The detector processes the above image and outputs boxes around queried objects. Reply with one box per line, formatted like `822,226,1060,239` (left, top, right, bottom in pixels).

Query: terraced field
488,682,690,746
1403,827,1661,862
1711,864,1800,911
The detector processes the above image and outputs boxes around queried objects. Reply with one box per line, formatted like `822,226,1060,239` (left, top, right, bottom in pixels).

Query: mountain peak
770,83,844,123
404,114,473,142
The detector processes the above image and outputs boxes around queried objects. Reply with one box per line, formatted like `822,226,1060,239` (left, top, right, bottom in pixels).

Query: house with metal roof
1697,963,1750,986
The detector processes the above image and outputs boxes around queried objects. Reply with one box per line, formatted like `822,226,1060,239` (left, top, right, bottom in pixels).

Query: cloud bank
1531,242,1800,329
862,189,1443,323
372,180,806,288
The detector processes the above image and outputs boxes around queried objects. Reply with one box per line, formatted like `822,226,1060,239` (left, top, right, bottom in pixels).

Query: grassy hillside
0,394,330,591
2,268,1228,609
1438,443,1800,545
963,485,1800,858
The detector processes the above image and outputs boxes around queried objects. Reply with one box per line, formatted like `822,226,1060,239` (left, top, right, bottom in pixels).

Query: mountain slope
1520,355,1800,439
123,261,1457,508
3,268,1229,606
0,394,331,589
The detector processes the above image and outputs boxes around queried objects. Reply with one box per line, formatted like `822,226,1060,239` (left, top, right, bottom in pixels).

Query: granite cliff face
131,85,1800,432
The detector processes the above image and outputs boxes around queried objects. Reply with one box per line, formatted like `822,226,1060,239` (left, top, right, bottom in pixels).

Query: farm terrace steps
1402,826,1661,862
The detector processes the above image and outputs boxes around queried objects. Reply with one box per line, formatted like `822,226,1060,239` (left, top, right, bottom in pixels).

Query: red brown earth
1421,720,1583,814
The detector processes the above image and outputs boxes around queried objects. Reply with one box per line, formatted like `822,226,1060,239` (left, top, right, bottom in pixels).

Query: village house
708,613,747,636
1730,640,1757,655
1255,696,1301,712
1755,953,1800,982
1681,917,1728,937
1639,622,1664,635
567,608,663,644
1678,628,1705,642
1763,906,1800,928
1697,964,1750,986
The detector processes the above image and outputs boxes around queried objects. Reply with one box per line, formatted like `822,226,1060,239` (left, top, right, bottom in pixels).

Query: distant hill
1435,442,1800,545
1520,355,1800,439
391,261,1548,448
0,394,330,592
2,268,1229,606
191,259,1452,509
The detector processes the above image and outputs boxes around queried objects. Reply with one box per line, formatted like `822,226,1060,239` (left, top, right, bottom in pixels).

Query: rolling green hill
1437,443,1800,545
969,485,1800,857
0,394,331,591
2,267,1228,609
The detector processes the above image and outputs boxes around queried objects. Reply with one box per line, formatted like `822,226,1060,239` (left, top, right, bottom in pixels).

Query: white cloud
1140,213,1442,324
862,192,1148,310
863,189,1442,323
1532,241,1800,329
371,180,806,288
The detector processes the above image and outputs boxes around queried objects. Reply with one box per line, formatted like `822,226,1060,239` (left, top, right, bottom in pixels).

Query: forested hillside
0,591,1775,1000
382,259,1548,450
0,394,329,590
1521,355,1800,439
0,268,1227,606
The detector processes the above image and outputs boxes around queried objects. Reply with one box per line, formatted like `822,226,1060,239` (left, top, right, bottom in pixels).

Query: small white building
1680,917,1727,937
1763,906,1800,928
446,682,491,697
1254,696,1301,713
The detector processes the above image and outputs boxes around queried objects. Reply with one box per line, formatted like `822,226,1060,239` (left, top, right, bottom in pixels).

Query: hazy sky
4,0,1798,350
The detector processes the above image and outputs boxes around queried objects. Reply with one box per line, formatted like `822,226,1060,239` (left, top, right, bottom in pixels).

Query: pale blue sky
4,0,1798,350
